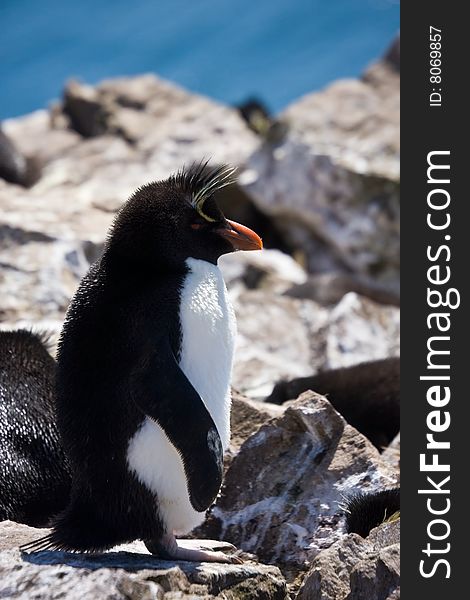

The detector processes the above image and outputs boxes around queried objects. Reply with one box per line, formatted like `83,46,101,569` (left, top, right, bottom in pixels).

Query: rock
315,292,400,371
382,433,400,474
349,543,400,600
3,110,81,166
196,392,398,569
58,75,260,168
368,519,400,550
231,291,399,399
229,390,284,460
0,521,287,599
285,272,400,307
239,39,399,291
296,534,367,600
230,291,329,399
281,39,399,182
220,249,307,295
62,80,110,138
0,552,166,600
363,35,400,91
0,232,91,324
241,140,399,291
296,519,400,600
0,74,260,328
0,520,43,552
383,34,400,71
0,127,41,188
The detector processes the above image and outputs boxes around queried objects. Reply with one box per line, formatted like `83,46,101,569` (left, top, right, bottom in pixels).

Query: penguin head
107,163,263,268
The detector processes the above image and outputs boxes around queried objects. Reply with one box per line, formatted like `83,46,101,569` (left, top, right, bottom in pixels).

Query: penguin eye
190,216,209,230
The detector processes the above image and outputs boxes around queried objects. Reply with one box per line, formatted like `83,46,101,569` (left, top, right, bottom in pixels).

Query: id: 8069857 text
429,26,442,107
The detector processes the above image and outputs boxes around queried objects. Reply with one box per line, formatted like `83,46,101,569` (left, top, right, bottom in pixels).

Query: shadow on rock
22,549,181,571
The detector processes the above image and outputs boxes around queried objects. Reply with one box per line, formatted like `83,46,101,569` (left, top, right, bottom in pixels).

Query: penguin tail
20,507,81,554
20,522,110,554
20,532,63,553
20,497,129,554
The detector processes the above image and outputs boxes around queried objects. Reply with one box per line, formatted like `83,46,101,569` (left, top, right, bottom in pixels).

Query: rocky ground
0,36,400,599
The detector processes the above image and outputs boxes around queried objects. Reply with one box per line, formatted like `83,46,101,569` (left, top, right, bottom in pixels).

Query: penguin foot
145,534,242,563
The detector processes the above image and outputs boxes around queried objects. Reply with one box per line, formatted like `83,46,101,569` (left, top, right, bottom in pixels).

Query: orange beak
216,219,263,251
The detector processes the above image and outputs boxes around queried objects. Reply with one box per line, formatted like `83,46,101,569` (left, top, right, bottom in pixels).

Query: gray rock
382,34,400,71
281,41,399,182
62,80,110,138
229,390,284,464
315,292,400,371
231,291,329,398
239,39,399,291
296,519,400,600
196,392,398,569
241,140,399,291
0,233,91,324
349,543,400,600
58,75,260,168
231,290,399,399
368,519,400,550
285,272,399,307
363,35,400,90
381,433,400,475
3,109,81,166
219,249,307,295
0,74,258,329
0,551,166,600
0,521,287,600
295,534,368,600
0,127,41,188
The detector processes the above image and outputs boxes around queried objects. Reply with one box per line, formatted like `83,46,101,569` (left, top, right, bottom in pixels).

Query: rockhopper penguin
22,163,262,562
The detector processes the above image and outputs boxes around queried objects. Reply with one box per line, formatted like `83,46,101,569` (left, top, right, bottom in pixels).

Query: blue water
0,0,399,120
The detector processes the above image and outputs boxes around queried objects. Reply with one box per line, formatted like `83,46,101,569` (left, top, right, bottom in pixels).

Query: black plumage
0,330,70,526
344,488,400,537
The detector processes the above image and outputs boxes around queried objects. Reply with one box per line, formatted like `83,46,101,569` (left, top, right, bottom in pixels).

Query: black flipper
130,337,224,513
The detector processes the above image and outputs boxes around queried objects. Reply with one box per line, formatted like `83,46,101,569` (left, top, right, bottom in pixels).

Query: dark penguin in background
236,98,287,144
267,357,400,449
0,330,71,526
23,164,262,562
344,488,400,538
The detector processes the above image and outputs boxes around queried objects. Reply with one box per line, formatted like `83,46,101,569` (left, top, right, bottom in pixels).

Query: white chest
126,258,236,535
178,257,236,449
